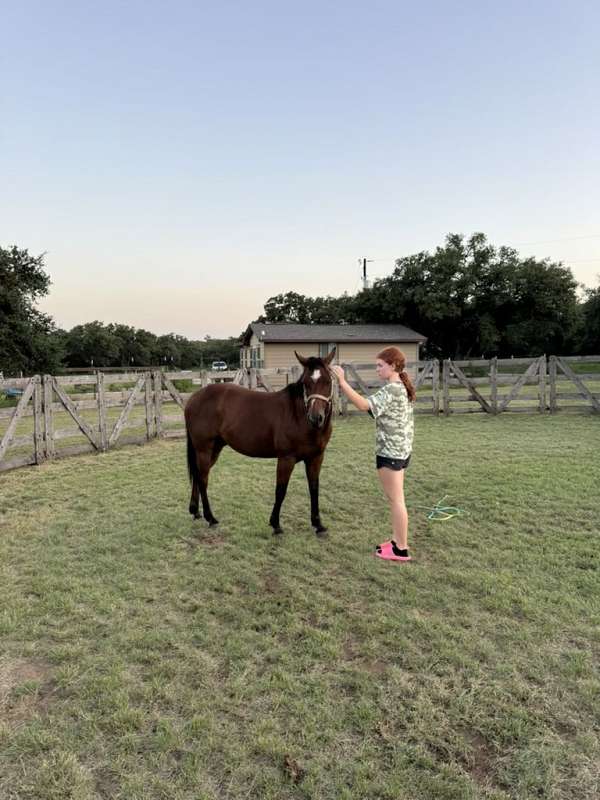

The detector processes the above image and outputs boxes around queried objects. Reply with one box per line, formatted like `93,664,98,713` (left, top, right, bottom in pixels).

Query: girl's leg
377,467,408,550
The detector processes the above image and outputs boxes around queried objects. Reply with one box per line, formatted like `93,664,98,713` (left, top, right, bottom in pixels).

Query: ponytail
377,346,416,403
399,370,416,403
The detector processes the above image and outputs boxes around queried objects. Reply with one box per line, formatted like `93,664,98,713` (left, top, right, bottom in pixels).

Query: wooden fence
0,368,301,474
440,356,600,416
340,361,440,416
1,357,598,473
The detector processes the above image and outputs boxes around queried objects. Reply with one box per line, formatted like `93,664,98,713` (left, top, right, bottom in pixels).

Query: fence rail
1,356,598,473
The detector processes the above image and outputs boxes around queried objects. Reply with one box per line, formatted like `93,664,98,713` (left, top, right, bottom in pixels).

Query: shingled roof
241,323,426,346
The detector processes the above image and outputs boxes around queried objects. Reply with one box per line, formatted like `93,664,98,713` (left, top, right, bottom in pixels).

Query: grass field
1,415,599,799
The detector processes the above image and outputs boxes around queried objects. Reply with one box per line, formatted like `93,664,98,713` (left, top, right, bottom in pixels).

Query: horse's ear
294,351,308,367
323,347,336,366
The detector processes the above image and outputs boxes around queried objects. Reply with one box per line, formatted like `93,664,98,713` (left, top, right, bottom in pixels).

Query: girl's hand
331,365,345,383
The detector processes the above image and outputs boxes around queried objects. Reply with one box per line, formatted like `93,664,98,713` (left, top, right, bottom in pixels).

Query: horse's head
294,348,336,429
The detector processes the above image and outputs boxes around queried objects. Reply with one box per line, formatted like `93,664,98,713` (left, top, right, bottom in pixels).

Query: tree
62,322,121,367
108,324,157,367
578,284,600,354
0,246,63,375
262,291,356,325
198,336,240,368
155,334,185,368
349,233,581,358
257,234,586,358
263,292,315,324
498,258,580,356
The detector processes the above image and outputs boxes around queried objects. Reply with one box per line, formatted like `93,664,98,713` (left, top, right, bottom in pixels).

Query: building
239,323,426,386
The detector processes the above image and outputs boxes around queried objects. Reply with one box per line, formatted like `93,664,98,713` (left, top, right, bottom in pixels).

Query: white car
211,361,228,371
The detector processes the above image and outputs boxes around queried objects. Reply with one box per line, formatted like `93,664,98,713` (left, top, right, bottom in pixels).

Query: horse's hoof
208,518,219,527
193,513,201,520
272,526,283,535
315,525,328,538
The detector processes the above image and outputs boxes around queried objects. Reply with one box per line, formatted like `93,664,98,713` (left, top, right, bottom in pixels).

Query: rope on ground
416,495,469,521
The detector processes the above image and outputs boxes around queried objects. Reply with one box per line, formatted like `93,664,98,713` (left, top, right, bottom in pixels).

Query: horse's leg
196,447,219,526
210,436,225,467
305,454,327,536
269,456,296,534
187,430,201,519
189,477,201,519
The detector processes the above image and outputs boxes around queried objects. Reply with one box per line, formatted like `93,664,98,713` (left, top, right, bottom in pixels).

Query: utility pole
358,258,373,290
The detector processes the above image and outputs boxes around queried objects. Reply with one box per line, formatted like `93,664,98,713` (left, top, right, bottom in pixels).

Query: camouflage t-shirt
367,381,414,459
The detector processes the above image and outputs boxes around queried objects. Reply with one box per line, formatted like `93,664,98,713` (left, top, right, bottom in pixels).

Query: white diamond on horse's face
311,369,321,382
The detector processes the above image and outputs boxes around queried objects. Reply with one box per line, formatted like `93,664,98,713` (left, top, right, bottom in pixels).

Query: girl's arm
331,366,370,412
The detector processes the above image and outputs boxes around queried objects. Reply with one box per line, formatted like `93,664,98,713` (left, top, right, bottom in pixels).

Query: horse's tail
186,428,199,486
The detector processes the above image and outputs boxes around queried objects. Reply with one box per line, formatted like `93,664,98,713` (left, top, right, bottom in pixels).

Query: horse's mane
283,379,304,400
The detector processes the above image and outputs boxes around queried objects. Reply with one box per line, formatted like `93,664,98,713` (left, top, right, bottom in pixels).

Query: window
250,346,264,368
319,342,336,359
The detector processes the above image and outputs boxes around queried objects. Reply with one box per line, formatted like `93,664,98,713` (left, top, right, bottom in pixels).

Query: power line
365,233,600,259
359,252,600,264
508,233,600,246
360,256,600,267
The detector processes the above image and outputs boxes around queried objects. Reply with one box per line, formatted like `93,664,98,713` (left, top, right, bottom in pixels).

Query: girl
332,347,415,561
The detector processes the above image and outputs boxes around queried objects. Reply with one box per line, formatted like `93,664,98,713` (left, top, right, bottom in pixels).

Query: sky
2,0,600,339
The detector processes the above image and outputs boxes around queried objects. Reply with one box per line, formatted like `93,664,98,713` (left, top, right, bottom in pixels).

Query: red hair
377,347,416,402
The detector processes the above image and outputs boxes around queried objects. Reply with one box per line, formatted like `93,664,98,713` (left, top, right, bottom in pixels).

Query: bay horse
184,349,336,536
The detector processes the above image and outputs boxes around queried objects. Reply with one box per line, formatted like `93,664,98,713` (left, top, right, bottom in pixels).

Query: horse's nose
308,410,324,428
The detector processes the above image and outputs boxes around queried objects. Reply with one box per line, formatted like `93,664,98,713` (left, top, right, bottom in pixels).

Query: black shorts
376,455,411,471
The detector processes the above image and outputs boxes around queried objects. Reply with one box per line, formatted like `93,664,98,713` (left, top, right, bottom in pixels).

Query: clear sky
3,0,599,339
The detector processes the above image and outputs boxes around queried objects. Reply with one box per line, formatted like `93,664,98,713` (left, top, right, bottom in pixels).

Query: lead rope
415,495,469,521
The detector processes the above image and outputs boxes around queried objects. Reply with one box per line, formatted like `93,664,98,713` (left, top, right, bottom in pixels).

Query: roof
241,323,426,346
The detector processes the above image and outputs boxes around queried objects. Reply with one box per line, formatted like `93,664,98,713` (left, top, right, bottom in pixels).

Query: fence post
549,356,557,414
33,375,44,463
43,375,55,460
153,370,163,437
431,360,440,415
490,357,498,415
443,360,450,416
144,372,154,439
255,369,270,392
96,371,108,451
538,355,547,413
332,376,341,416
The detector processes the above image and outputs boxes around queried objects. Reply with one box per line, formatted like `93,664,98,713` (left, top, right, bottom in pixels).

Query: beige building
240,323,426,387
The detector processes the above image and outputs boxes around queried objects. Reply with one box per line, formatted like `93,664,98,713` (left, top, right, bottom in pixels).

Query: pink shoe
375,542,412,562
375,540,392,552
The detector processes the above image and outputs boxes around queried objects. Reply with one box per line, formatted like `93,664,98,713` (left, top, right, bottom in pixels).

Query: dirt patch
342,637,387,675
0,658,55,728
263,572,281,594
283,754,306,784
94,767,120,800
463,730,496,787
178,531,227,548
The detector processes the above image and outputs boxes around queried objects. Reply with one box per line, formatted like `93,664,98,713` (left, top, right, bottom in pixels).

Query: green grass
1,415,599,799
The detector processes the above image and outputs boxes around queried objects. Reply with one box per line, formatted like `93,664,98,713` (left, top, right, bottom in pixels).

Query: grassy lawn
1,415,599,799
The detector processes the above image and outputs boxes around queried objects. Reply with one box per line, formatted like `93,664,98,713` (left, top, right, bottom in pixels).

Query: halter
302,368,334,416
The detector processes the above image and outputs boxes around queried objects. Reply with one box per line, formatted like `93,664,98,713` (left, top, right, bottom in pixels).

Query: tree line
0,246,239,375
1,234,599,376
260,233,600,359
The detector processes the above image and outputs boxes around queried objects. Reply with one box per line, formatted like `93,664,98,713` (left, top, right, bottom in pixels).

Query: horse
184,349,336,536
